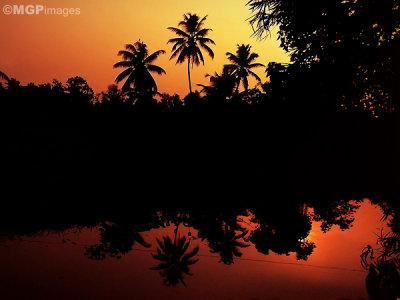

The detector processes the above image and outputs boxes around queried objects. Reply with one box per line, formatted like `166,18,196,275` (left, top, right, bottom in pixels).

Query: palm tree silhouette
225,44,265,92
168,13,215,94
198,67,237,99
114,40,166,93
209,225,249,265
150,233,199,287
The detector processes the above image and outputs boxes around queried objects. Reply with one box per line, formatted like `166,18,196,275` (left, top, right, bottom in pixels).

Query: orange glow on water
0,201,389,299
0,0,289,96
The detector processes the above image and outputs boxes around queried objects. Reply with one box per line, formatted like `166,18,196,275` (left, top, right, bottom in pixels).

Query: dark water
0,201,399,300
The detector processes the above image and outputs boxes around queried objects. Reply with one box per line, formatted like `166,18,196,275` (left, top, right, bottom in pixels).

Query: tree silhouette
361,230,400,299
114,40,166,94
84,222,151,260
247,0,400,114
208,225,249,265
225,44,265,92
66,76,94,105
168,13,215,94
198,67,237,99
150,234,199,287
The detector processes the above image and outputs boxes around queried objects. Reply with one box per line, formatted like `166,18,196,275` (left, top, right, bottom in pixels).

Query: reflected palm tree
151,233,199,287
168,13,215,94
114,40,166,93
225,44,265,92
209,225,249,265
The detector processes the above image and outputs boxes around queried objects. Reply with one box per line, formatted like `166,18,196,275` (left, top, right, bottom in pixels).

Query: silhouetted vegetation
114,40,166,102
1,2,400,296
247,0,400,115
225,44,265,92
361,229,400,299
168,13,215,93
151,233,199,287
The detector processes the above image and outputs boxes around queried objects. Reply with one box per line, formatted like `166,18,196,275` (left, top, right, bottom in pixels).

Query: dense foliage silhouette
247,0,400,115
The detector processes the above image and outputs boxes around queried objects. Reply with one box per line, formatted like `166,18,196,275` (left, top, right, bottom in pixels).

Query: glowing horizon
0,0,290,97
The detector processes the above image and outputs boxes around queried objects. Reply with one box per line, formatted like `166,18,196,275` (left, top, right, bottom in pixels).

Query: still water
0,201,399,300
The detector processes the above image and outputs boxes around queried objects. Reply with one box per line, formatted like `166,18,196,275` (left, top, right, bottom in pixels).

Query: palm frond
249,63,265,68
0,71,10,82
113,61,133,68
199,42,215,59
197,28,212,37
115,68,133,83
145,50,166,64
147,64,166,75
117,50,135,60
168,27,189,38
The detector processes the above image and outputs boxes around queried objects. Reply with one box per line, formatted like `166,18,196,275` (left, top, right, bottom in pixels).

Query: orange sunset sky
0,0,290,96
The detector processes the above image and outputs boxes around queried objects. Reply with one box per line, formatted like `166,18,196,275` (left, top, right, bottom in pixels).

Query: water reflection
362,230,400,300
0,201,399,299
151,233,199,286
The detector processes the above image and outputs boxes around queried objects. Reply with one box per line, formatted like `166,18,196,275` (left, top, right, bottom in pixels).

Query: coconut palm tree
114,40,166,93
168,13,215,94
225,44,265,92
150,232,199,287
208,225,249,265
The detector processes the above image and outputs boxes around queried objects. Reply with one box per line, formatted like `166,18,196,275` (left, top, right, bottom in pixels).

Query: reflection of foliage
191,210,250,265
361,230,400,270
150,235,199,287
0,71,10,83
312,200,361,232
208,224,249,265
361,230,400,299
249,206,315,260
296,240,316,261
84,223,151,260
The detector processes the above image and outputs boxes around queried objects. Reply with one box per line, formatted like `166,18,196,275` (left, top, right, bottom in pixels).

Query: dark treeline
0,0,398,208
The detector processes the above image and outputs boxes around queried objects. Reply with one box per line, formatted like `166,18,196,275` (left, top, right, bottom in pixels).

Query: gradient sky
0,0,289,96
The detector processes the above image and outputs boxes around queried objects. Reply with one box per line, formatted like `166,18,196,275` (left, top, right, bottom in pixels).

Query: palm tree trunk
187,58,192,94
174,223,180,245
236,78,240,94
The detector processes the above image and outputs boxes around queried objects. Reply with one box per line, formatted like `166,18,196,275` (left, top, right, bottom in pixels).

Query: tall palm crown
114,40,166,93
168,13,215,94
225,44,265,91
